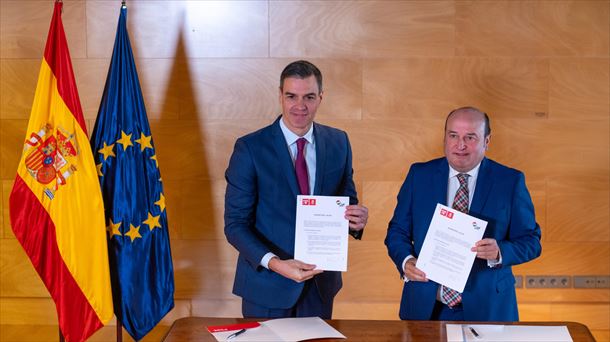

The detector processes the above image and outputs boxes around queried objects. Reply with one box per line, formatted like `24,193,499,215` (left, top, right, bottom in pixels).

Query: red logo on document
302,198,317,206
440,208,454,219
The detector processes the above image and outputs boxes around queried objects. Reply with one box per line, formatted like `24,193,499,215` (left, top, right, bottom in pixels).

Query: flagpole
117,321,123,342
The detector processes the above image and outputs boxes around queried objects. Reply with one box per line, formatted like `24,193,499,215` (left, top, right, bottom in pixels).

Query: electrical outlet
514,275,523,288
526,276,570,288
574,276,597,288
596,276,610,288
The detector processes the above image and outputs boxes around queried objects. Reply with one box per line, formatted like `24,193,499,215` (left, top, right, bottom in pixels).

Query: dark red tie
295,138,309,195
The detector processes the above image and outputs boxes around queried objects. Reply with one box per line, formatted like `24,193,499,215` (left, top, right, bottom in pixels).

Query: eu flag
90,5,174,340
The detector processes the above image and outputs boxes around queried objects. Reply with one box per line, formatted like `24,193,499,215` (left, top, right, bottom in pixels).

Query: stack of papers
208,317,346,342
446,324,573,342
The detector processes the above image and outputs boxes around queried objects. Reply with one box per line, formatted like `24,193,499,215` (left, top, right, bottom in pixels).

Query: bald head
443,106,491,172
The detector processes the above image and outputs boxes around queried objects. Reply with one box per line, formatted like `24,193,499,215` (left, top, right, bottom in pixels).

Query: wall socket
525,276,571,288
574,276,610,288
514,275,523,288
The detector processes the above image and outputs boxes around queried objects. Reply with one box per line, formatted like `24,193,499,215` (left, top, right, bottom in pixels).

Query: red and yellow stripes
9,2,113,341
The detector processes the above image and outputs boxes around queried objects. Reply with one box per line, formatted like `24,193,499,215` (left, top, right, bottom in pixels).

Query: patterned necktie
295,138,309,195
441,173,469,307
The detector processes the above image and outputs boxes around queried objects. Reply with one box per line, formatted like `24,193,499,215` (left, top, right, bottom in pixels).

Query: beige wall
1,1,609,341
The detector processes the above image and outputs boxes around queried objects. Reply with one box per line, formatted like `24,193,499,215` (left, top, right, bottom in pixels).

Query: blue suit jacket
385,157,541,321
224,117,359,309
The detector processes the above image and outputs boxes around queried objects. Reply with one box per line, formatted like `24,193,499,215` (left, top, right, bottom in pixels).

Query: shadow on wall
134,9,223,319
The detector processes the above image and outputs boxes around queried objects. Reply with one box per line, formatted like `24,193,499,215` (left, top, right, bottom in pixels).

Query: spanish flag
8,2,113,341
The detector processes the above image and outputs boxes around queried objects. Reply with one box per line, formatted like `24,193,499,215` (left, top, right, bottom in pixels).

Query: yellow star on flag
143,212,161,231
107,219,122,237
117,131,133,151
96,163,103,177
135,132,153,152
155,193,166,212
150,154,159,168
125,224,142,242
98,142,115,161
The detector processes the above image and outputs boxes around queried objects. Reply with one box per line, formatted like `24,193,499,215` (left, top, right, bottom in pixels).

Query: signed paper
416,203,487,292
294,195,349,272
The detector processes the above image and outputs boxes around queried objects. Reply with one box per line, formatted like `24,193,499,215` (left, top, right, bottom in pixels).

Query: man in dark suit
224,60,368,319
385,107,541,321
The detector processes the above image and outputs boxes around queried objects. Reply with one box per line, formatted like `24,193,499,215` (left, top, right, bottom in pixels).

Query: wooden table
162,317,595,341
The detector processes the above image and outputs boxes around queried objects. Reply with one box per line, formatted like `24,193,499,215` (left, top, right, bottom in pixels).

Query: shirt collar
279,117,314,145
449,162,481,179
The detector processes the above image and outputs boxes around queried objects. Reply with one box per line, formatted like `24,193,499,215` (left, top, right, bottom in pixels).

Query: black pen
227,328,246,340
469,326,481,339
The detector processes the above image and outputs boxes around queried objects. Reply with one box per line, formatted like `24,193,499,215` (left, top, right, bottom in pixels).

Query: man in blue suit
225,60,368,319
385,107,541,321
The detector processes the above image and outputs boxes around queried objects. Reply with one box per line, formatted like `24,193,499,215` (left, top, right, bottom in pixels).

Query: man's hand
345,204,368,231
404,258,428,282
471,238,500,261
268,257,323,283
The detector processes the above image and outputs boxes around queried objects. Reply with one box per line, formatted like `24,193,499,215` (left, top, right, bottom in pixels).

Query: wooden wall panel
550,58,610,120
171,240,237,299
177,180,226,240
547,176,609,242
337,119,445,181
191,298,241,318
0,60,40,119
0,298,57,325
87,1,269,59
360,181,403,242
336,241,404,302
149,119,265,181
0,181,4,239
270,1,455,58
1,240,48,297
363,58,549,120
551,304,610,330
517,289,610,304
514,242,609,275
455,1,610,57
1,0,608,338
0,1,86,59
333,302,400,320
0,120,27,180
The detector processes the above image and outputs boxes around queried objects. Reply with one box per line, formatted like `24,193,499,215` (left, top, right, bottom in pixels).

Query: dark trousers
431,301,465,321
242,279,333,319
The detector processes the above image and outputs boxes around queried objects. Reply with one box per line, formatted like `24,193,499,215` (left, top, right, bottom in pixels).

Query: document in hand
294,195,350,271
446,324,573,342
207,317,346,341
416,203,487,292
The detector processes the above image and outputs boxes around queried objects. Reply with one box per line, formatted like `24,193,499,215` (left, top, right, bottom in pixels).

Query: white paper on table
416,203,487,292
209,317,346,342
446,324,573,342
294,195,349,272
263,317,346,341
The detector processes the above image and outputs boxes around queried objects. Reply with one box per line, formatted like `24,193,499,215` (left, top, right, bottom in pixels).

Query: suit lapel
272,118,300,196
313,123,326,195
436,159,450,206
470,158,492,214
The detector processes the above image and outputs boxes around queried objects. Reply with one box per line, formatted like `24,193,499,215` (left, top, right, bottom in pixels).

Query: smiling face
279,75,323,136
444,108,490,172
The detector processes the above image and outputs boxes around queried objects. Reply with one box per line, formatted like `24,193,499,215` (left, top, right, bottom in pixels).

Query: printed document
416,203,487,292
294,195,349,272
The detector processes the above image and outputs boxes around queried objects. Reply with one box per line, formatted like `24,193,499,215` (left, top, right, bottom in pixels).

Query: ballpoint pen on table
227,328,246,340
469,326,481,339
